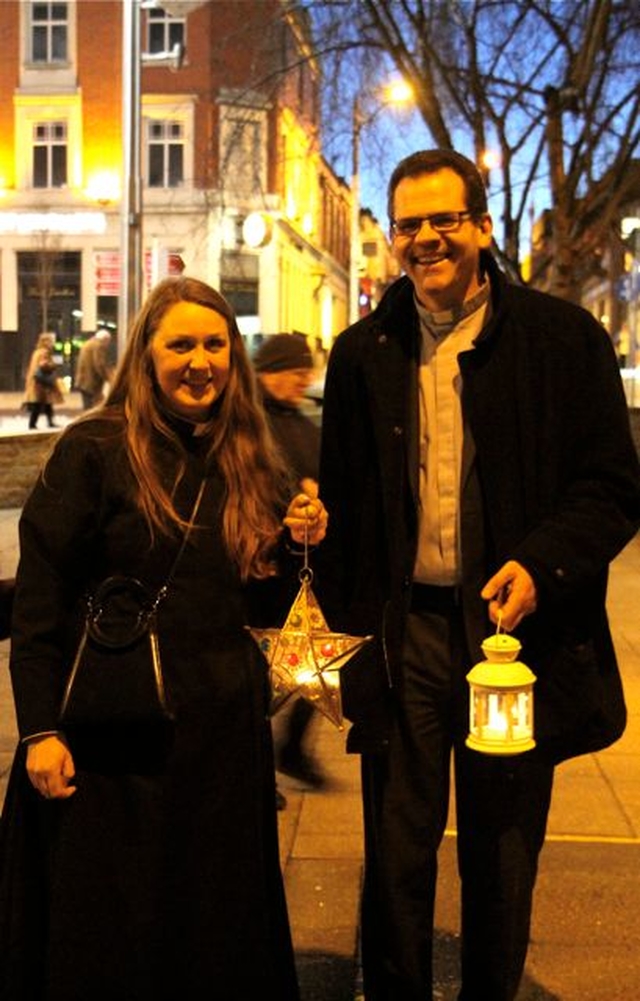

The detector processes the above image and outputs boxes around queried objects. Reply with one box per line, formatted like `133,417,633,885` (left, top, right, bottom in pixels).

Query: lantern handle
298,507,314,586
495,581,512,634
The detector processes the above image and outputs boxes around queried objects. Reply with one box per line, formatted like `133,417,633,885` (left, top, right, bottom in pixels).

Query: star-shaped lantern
248,573,372,730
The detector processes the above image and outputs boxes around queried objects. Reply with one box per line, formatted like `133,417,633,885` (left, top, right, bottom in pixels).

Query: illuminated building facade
0,0,350,387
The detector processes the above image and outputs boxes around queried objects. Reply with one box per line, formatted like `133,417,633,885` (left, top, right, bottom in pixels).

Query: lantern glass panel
466,642,536,755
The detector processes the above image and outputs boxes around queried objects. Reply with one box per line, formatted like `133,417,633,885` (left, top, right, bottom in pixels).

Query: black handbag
59,480,206,728
34,366,56,388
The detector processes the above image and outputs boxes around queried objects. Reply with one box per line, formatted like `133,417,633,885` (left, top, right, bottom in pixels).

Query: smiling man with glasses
388,157,493,315
316,149,640,1001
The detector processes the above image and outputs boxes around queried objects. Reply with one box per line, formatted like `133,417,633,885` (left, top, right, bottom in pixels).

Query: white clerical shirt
413,286,490,586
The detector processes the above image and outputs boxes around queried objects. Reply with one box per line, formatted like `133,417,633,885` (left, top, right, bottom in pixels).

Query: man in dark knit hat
253,333,320,484
252,333,325,801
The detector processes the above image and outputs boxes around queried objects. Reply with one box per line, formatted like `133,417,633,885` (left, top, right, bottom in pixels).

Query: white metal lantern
466,633,536,755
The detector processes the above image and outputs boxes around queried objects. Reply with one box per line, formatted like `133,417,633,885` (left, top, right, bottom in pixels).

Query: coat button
393,425,403,436
378,334,388,344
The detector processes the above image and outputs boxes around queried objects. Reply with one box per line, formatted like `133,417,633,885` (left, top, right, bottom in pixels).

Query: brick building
0,0,351,388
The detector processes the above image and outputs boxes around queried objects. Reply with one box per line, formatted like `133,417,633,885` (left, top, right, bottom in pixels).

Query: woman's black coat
0,415,299,1001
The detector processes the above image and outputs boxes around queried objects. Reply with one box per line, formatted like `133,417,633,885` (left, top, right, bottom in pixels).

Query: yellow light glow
384,80,413,105
0,158,13,190
286,192,297,221
85,171,121,205
481,150,501,171
281,107,319,238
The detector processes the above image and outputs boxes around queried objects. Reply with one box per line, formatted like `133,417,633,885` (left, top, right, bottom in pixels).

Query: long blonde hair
102,277,290,580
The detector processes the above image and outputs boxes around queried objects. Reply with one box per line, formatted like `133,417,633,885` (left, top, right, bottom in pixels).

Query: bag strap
150,477,207,612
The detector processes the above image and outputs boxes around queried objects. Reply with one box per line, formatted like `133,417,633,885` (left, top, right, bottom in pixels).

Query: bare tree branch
300,0,640,297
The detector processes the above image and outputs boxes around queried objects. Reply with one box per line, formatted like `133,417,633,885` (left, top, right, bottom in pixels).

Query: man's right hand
481,559,537,632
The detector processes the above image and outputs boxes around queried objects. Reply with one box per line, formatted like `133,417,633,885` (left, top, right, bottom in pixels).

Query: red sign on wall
94,250,120,295
94,250,184,296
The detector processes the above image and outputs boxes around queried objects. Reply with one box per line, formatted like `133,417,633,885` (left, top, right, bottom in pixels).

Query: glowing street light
385,80,413,105
480,149,501,172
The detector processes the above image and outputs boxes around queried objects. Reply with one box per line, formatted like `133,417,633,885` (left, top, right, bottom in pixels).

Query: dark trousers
27,402,54,428
359,598,554,1001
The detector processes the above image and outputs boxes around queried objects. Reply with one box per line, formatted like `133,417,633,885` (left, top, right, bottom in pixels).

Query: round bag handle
87,575,155,649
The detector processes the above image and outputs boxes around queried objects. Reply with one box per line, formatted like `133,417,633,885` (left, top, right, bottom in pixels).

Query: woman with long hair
0,277,326,1000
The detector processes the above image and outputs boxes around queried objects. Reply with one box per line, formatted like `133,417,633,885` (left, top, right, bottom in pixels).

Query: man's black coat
318,255,640,763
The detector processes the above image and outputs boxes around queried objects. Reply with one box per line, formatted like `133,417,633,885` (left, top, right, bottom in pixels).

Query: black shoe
277,751,326,790
276,788,287,810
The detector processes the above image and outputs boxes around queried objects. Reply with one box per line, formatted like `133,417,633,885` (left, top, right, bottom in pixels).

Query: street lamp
349,82,413,325
349,96,364,326
119,1,186,360
119,0,143,361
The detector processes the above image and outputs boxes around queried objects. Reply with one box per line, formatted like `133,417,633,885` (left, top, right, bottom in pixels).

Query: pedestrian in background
0,276,327,1000
74,325,114,409
253,333,326,800
317,149,640,1001
24,331,62,429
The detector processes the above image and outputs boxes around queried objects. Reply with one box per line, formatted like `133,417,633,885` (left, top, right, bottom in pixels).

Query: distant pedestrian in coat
253,333,325,802
317,148,640,1001
253,332,319,495
0,276,328,1000
74,326,114,409
24,331,62,429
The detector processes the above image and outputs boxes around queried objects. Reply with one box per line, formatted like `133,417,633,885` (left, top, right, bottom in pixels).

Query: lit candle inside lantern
488,693,509,733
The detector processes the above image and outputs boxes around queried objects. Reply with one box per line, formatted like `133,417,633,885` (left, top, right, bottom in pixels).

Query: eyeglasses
390,211,473,237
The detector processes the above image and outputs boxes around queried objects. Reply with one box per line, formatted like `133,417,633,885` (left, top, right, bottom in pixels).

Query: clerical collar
416,282,490,339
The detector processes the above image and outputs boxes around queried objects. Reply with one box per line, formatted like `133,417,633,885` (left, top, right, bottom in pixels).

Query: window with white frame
146,7,185,55
219,106,267,201
33,120,67,188
30,1,68,63
147,120,184,188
